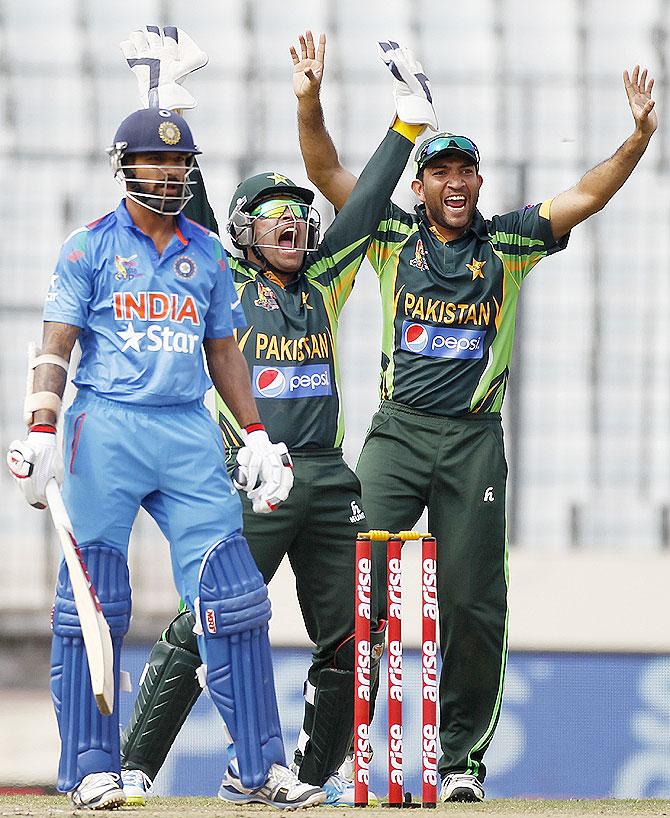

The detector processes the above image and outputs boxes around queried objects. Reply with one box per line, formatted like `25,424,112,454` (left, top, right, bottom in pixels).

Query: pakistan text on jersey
255,331,331,362
113,291,201,325
403,292,492,327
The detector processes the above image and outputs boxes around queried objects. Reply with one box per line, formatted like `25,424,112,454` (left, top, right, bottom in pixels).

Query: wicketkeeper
115,27,438,808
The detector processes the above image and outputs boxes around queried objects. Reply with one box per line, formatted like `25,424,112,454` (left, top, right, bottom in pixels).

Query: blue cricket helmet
107,108,201,215
110,108,201,158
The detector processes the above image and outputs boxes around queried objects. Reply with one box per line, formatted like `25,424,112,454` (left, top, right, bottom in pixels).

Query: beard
425,199,474,233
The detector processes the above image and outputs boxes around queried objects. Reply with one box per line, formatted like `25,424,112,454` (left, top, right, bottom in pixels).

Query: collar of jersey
115,199,191,246
416,204,489,242
238,255,301,289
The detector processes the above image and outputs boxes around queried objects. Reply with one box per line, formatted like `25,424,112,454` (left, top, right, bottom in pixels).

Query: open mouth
278,226,298,249
444,195,466,211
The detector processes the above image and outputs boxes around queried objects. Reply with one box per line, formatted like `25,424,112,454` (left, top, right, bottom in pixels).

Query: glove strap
392,118,425,143
24,392,62,426
244,423,266,434
30,424,57,435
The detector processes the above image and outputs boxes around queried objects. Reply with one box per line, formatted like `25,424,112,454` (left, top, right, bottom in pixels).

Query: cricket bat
46,479,114,715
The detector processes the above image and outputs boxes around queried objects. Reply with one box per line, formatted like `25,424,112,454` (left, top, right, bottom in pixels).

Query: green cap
228,172,314,217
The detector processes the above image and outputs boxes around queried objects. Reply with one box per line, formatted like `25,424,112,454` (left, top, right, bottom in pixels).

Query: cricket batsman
4,98,323,809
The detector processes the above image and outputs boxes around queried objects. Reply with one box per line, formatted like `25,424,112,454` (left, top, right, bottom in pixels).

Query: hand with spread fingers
120,25,208,110
623,65,657,139
290,30,326,101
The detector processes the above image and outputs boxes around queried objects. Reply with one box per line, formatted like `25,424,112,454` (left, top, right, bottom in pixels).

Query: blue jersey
44,201,246,405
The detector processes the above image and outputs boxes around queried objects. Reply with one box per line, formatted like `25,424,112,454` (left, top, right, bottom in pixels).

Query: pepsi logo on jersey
252,364,332,399
401,320,485,360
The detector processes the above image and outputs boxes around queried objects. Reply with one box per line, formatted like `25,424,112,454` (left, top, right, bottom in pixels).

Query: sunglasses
416,134,480,170
250,199,311,220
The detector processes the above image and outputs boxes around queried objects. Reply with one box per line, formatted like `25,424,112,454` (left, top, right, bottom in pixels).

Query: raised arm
291,31,357,211
549,65,658,240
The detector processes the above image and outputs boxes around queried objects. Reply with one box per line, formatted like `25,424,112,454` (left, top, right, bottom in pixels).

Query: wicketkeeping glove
378,40,438,131
234,430,294,514
7,424,64,509
120,25,208,110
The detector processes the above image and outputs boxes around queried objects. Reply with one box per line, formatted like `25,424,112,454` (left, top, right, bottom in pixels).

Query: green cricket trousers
356,400,509,783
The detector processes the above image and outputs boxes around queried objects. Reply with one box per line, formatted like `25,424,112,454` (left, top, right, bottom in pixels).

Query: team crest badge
114,254,139,280
174,256,197,279
409,238,429,271
466,258,486,280
159,121,181,146
254,282,279,311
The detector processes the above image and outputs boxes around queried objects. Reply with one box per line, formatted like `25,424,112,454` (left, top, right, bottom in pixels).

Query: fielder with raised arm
115,28,438,808
5,82,308,809
296,58,658,801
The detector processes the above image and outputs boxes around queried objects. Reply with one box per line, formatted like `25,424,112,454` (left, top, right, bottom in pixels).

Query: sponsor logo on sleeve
400,320,485,360
45,273,60,303
252,364,332,399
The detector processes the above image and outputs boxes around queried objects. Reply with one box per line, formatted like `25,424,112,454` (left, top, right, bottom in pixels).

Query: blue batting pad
199,533,285,789
51,545,131,792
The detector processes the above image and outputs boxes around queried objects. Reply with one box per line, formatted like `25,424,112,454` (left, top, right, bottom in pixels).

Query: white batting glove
378,40,438,131
7,425,64,509
120,25,208,110
235,430,294,514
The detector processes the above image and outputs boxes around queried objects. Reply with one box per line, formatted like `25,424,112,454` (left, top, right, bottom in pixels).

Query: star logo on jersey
466,258,486,280
254,282,279,311
116,321,146,352
301,291,313,310
267,172,290,185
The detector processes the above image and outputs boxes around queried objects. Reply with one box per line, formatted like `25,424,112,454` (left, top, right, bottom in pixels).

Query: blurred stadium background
1,0,670,800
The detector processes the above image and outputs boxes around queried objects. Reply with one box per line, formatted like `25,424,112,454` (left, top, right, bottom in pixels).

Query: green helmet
227,171,319,252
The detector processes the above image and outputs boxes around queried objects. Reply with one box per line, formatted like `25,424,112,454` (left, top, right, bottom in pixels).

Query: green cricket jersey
185,129,414,449
368,200,569,415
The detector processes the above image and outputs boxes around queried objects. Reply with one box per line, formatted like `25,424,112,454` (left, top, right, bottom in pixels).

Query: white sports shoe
69,772,127,810
121,768,153,805
218,762,326,810
338,751,355,782
338,744,373,782
323,771,378,806
440,773,485,802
